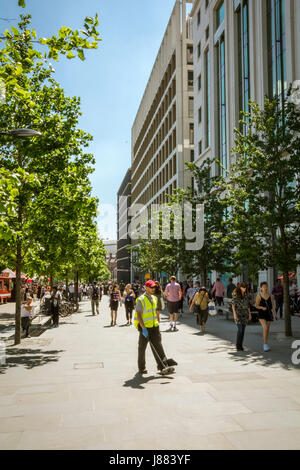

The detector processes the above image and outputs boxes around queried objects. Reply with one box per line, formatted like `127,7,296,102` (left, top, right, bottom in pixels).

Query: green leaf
85,17,94,25
77,49,85,61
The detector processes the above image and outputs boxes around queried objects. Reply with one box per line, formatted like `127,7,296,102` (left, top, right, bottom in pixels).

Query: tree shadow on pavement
203,334,300,371
160,307,300,371
123,373,174,389
0,346,65,374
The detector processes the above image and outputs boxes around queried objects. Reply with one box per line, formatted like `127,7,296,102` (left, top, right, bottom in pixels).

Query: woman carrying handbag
190,287,212,332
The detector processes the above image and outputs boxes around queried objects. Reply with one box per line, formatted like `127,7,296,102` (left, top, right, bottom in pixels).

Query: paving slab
0,297,300,450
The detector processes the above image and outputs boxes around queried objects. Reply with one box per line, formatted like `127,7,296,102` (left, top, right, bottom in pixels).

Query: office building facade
131,0,194,214
191,0,300,286
117,169,131,285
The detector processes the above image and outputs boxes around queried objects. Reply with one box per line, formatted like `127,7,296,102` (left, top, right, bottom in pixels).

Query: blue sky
0,0,185,239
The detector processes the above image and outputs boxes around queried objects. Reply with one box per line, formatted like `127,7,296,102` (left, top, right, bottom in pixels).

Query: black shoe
166,358,178,366
236,347,244,351
139,369,148,375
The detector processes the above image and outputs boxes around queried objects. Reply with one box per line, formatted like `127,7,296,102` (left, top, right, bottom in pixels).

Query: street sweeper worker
134,279,177,375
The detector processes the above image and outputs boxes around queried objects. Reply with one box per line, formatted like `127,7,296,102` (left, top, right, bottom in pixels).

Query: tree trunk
203,265,207,287
50,273,53,289
15,153,23,345
283,271,292,337
14,238,22,345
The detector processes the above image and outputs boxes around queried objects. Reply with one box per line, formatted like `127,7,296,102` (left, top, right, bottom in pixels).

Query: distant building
130,0,194,280
131,0,194,213
117,169,131,285
103,240,117,280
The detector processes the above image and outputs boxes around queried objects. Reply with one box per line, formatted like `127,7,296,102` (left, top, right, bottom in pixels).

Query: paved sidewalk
0,298,300,450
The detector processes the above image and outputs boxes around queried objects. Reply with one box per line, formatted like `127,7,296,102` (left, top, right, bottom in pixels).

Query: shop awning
0,268,16,279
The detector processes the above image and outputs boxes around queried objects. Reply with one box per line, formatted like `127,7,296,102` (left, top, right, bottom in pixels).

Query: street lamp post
0,128,42,345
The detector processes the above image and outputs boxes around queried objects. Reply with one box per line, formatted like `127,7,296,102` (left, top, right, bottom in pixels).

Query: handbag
208,301,217,316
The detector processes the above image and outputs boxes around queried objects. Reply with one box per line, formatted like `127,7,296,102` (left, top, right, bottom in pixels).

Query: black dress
258,295,274,321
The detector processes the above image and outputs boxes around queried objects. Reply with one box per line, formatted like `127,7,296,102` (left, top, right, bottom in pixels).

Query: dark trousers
125,305,133,321
275,296,283,318
51,304,59,325
138,326,167,372
236,323,246,349
21,317,30,337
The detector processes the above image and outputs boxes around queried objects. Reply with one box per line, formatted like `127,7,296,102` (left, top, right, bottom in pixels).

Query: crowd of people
19,276,299,357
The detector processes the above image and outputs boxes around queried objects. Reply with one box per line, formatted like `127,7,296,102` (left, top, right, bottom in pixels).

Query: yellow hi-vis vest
134,294,159,329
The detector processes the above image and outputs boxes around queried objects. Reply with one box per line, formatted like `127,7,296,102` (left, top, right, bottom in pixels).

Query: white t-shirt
52,292,62,307
69,285,75,294
21,305,35,318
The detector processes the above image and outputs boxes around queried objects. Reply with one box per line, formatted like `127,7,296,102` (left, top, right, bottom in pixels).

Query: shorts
195,306,208,325
110,300,119,311
258,310,273,322
167,301,179,314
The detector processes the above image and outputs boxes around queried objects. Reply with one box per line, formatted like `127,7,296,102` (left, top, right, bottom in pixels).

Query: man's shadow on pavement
123,373,174,389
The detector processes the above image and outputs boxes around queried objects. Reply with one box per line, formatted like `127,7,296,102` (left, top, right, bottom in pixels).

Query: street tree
221,91,300,336
169,160,230,286
0,11,102,344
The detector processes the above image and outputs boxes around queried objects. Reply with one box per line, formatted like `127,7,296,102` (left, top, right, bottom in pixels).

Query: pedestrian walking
110,283,122,326
164,276,182,332
123,284,136,325
91,282,100,315
50,286,61,328
256,282,278,352
69,283,75,301
226,278,236,299
212,278,226,314
134,280,176,375
154,281,164,317
272,279,284,319
231,283,252,351
190,286,212,332
186,282,194,305
21,296,35,338
188,281,201,306
178,282,184,317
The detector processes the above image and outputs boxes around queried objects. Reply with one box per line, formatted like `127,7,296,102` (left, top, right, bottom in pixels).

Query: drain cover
73,362,104,370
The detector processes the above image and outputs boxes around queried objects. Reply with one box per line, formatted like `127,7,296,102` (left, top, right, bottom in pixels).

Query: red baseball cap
145,280,156,288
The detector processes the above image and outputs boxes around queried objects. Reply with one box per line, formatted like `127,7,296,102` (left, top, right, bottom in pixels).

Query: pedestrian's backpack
92,286,98,300
208,301,217,316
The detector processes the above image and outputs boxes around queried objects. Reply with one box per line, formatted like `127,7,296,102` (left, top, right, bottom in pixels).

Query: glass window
267,0,287,107
198,140,202,156
216,1,225,29
188,70,194,90
198,74,202,91
198,107,202,124
197,41,201,58
187,45,193,65
236,1,250,132
189,123,194,145
205,49,211,147
206,26,209,41
206,0,209,9
197,9,201,26
188,97,194,118
217,34,227,173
